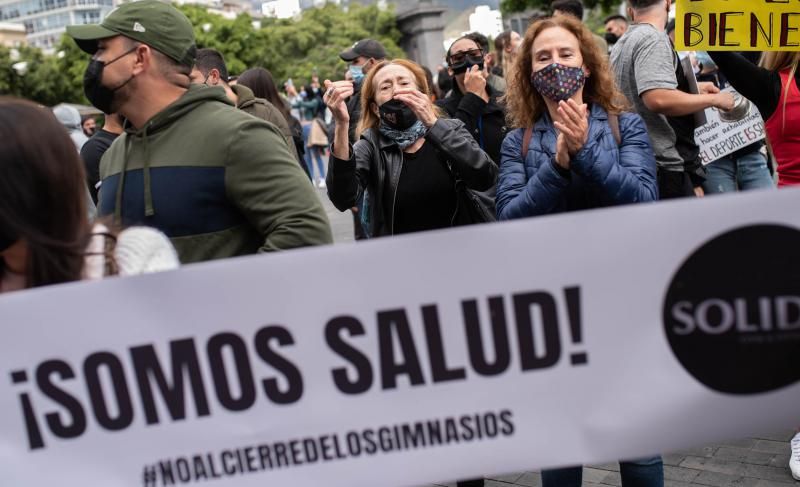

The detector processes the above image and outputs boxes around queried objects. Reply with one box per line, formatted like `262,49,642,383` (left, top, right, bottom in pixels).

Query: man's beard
110,77,135,118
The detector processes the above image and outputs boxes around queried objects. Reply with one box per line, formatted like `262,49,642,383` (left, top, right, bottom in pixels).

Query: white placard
695,87,766,165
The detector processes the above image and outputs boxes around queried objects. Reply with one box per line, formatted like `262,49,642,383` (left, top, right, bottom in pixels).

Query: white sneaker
318,180,326,189
791,432,800,481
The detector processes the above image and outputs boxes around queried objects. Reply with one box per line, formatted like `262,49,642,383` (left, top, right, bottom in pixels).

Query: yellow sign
675,0,800,51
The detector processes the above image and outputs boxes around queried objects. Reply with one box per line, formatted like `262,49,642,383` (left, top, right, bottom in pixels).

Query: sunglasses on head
448,48,483,67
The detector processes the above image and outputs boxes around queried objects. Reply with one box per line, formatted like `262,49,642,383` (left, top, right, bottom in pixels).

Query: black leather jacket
326,118,497,237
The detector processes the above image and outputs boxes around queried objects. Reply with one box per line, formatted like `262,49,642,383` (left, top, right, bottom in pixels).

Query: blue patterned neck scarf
378,120,428,149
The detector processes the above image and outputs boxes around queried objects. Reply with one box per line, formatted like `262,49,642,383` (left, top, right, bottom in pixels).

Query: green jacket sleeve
225,119,333,251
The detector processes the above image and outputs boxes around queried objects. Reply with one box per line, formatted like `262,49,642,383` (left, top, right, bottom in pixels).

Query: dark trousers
657,168,695,199
541,456,664,487
352,208,366,240
456,480,483,487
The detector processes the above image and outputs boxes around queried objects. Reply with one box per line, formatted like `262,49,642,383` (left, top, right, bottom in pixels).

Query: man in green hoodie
67,0,332,263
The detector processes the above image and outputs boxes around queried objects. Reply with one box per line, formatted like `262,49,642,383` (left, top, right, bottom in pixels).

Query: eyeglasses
448,48,483,66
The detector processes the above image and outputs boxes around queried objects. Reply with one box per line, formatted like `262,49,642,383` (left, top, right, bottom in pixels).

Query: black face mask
83,47,137,114
604,32,620,45
378,99,417,131
450,54,485,75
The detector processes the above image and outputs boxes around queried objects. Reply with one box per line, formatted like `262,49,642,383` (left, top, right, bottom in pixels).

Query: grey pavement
316,185,355,244
427,431,797,487
314,164,797,487
313,155,356,244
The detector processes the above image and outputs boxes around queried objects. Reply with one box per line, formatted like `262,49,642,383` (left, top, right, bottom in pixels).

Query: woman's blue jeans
305,146,325,182
301,122,326,182
541,456,664,487
703,150,774,194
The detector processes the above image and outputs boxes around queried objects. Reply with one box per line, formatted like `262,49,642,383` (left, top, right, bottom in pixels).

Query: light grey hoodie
51,104,96,220
52,104,89,152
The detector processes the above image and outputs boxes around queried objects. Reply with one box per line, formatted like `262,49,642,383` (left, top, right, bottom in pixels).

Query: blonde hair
355,59,437,137
502,15,628,128
759,51,800,134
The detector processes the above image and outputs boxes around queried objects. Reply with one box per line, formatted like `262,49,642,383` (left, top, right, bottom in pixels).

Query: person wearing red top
708,51,800,186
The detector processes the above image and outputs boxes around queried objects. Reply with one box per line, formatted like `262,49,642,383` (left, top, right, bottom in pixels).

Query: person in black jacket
438,32,508,165
339,39,388,145
323,59,497,237
337,39,388,239
436,33,506,228
80,112,123,204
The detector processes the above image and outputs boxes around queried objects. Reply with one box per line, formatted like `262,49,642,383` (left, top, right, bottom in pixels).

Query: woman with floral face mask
323,59,497,237
496,15,663,487
496,15,658,222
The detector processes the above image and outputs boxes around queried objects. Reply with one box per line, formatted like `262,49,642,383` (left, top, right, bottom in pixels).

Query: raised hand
323,79,354,123
464,64,488,102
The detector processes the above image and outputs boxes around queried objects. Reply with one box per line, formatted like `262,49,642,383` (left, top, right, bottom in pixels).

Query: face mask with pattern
531,62,586,102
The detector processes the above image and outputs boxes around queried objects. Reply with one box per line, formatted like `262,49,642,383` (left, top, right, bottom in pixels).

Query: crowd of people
0,0,797,483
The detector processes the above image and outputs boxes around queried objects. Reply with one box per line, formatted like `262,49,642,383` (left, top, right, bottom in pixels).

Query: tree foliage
0,2,403,106
0,35,87,106
500,0,618,17
182,2,403,86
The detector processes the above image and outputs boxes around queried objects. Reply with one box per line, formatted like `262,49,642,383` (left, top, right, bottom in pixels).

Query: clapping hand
553,99,589,169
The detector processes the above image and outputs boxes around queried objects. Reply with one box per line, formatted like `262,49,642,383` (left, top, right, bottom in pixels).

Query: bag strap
608,113,621,146
521,127,533,160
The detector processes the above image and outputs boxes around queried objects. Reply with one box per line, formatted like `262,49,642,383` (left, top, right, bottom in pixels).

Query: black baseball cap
339,39,387,62
66,0,196,67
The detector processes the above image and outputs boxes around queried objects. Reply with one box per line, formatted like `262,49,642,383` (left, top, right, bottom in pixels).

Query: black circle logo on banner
663,224,800,395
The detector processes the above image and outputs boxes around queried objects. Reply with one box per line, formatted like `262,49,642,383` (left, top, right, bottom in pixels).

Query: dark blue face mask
448,49,485,75
450,57,485,75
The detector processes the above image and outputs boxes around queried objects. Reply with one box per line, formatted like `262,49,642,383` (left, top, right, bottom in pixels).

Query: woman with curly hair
494,15,662,487
496,15,658,221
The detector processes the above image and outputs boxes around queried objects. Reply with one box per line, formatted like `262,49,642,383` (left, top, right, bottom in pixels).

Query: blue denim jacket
496,104,659,220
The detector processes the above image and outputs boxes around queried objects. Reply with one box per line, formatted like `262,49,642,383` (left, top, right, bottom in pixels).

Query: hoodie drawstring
142,125,154,217
114,124,156,222
114,136,131,224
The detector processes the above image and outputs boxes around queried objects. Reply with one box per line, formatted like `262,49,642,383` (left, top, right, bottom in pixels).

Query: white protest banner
0,189,798,487
694,87,766,164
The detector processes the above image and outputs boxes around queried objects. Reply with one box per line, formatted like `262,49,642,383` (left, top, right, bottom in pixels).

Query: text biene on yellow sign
676,0,800,51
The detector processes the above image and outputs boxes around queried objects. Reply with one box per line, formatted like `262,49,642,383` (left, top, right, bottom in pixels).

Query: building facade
0,20,25,46
0,0,116,50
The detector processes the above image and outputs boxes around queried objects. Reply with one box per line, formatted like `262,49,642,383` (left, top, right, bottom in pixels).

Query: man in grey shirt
610,0,733,198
